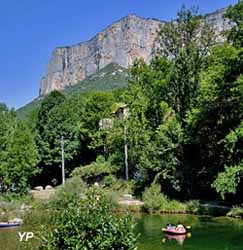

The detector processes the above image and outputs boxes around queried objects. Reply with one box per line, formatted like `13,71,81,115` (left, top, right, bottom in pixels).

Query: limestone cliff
40,8,232,96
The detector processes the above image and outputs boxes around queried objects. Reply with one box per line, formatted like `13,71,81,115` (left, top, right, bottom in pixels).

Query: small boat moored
0,218,23,228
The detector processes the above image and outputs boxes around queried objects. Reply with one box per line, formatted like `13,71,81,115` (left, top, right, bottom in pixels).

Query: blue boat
0,219,22,228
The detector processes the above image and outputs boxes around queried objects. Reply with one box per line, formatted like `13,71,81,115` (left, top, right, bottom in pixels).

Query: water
1,211,243,250
0,211,50,250
136,214,243,250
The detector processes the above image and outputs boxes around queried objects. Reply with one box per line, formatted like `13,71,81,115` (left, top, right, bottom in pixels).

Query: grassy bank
141,183,230,216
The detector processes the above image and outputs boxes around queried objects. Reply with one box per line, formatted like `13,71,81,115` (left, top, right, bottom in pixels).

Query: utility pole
60,136,65,185
124,123,129,180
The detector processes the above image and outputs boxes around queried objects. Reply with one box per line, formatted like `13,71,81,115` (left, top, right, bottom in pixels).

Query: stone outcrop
40,8,232,96
204,8,232,42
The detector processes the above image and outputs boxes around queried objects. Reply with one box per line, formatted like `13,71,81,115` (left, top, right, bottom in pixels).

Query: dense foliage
1,2,243,205
71,155,117,183
142,183,186,213
38,188,137,250
0,104,39,192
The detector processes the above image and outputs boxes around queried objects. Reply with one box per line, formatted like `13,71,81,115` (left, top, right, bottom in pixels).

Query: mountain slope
17,63,128,119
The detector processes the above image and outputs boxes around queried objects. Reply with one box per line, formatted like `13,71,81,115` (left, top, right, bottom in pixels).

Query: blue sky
0,0,237,109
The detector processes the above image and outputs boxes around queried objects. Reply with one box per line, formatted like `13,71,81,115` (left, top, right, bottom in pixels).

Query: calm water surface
1,211,243,250
136,214,243,250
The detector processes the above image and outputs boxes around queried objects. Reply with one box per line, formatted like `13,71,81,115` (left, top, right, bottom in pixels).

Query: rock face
204,8,232,42
40,8,232,96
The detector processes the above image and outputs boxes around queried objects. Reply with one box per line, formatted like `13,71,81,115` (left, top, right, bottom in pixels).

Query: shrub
108,179,135,194
227,206,243,219
142,183,168,212
72,156,117,183
186,200,200,214
167,200,186,213
38,187,137,250
103,174,116,187
49,176,86,209
142,183,186,213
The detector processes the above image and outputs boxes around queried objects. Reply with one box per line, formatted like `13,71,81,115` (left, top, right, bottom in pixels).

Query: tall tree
36,91,66,166
186,43,243,197
157,6,215,123
225,0,243,48
0,104,39,192
2,122,39,192
0,104,16,190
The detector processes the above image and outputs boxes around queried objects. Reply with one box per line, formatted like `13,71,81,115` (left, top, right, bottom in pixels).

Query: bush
186,200,200,214
103,174,116,187
49,176,86,209
166,200,186,213
142,183,167,212
227,206,243,219
38,187,137,250
72,156,117,183
142,183,186,213
0,192,34,212
107,179,135,194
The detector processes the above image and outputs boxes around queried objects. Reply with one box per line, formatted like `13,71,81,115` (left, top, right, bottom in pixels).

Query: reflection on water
162,232,192,245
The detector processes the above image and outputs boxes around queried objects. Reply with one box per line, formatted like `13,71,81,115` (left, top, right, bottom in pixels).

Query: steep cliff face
205,8,232,42
40,14,161,96
40,9,232,96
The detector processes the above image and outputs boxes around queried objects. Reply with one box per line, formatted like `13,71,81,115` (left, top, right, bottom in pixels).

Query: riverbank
0,178,241,220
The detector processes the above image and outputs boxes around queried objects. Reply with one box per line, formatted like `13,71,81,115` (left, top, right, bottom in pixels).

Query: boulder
34,186,43,191
45,185,53,190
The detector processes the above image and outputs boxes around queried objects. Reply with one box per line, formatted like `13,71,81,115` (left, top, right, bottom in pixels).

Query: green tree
0,104,15,159
0,104,16,190
37,91,66,133
129,59,172,129
0,104,39,192
225,0,243,48
1,122,39,192
35,92,89,185
120,63,183,190
157,6,215,123
36,91,66,166
212,122,243,199
82,92,116,158
213,164,243,200
139,103,183,191
186,43,243,197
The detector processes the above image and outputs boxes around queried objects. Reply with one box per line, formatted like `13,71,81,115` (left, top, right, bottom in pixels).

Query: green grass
17,63,128,119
